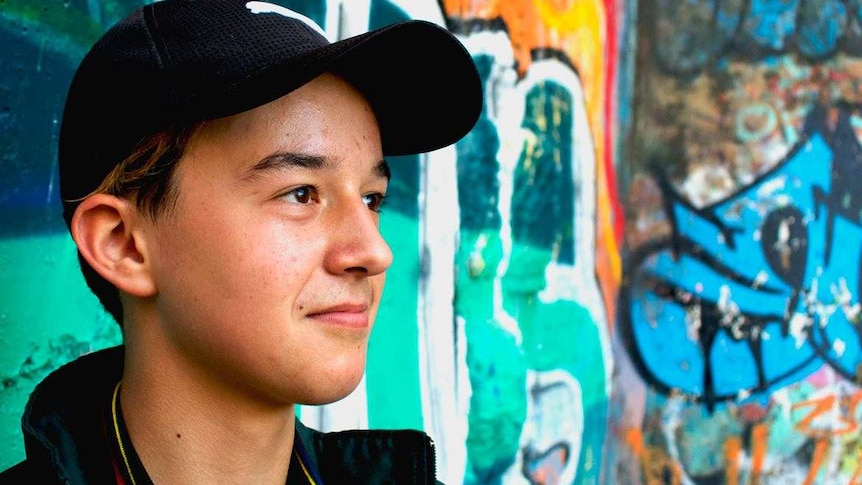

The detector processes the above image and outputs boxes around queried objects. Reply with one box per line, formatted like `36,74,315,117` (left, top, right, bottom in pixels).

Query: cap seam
141,4,176,102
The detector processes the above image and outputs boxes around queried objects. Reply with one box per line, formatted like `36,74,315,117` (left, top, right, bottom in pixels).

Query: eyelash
282,185,318,205
363,193,387,213
281,186,387,213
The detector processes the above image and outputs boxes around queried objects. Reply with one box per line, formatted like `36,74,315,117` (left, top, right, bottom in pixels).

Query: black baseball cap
59,0,482,226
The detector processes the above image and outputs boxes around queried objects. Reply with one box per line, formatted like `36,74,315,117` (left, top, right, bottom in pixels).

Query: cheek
368,273,387,316
372,272,386,293
152,214,306,309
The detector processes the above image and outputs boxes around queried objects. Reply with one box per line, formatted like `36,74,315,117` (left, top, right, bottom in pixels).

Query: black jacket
0,346,441,484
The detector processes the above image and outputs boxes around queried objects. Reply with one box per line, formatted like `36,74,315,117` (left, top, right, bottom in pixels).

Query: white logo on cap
245,1,327,37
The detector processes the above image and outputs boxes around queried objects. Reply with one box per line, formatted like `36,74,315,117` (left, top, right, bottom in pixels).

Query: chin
300,385,360,406
299,361,367,406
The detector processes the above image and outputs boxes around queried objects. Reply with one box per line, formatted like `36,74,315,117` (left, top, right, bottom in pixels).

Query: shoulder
0,459,55,484
297,421,438,484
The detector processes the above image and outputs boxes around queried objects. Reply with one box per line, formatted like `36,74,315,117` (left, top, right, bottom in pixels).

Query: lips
306,303,369,328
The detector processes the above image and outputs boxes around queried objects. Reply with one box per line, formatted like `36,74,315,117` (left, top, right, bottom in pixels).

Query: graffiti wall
610,0,862,484
438,1,622,483
0,1,619,483
3,0,852,483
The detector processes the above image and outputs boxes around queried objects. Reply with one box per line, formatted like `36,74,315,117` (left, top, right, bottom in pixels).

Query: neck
119,341,296,485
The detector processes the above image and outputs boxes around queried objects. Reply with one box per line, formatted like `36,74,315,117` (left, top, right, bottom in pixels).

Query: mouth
306,303,370,329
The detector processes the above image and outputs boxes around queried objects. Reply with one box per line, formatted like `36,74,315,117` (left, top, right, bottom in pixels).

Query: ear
70,194,157,297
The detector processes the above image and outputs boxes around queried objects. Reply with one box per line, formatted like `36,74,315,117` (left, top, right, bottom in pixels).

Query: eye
282,185,317,204
362,193,387,213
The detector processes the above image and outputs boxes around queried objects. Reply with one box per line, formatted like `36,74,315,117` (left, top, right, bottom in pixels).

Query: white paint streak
422,136,464,485
684,303,702,342
246,1,329,38
832,338,846,357
788,313,811,349
753,270,769,288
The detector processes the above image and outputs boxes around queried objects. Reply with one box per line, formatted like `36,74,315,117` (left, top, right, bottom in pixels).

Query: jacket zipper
426,436,437,484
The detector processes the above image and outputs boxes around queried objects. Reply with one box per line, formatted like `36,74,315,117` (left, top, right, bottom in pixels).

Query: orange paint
622,427,685,485
844,390,862,434
723,435,741,485
794,393,861,437
623,426,645,456
793,395,835,435
750,422,770,484
803,438,831,485
791,392,862,484
596,200,621,326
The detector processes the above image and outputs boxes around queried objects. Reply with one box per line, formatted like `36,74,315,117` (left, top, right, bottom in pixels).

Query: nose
325,199,393,277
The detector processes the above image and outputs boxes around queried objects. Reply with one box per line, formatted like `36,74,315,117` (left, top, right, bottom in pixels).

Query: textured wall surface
4,0,861,484
439,1,621,482
0,2,621,483
610,0,862,483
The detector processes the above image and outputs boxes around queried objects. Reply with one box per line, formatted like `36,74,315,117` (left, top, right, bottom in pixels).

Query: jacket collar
20,346,324,484
21,345,438,484
21,345,124,484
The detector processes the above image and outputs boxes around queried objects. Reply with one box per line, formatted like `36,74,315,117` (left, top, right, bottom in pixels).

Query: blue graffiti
620,118,862,410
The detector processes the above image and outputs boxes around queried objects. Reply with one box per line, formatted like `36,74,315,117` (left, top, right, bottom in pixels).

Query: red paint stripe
603,0,625,245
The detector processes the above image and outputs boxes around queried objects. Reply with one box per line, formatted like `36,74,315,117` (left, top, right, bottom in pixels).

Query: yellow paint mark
597,183,621,324
849,445,862,485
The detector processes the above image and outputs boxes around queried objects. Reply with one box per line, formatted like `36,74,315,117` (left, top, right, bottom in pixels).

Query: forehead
182,73,382,174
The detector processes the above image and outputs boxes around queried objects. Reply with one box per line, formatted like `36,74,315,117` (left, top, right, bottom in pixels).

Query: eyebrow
243,152,391,181
376,158,391,180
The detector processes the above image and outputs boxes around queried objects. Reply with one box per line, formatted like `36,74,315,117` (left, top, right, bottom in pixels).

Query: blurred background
2,0,862,483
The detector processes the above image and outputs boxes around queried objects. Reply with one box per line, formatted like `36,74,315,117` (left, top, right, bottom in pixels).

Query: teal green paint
370,0,411,30
503,243,608,484
455,230,504,320
502,244,604,397
365,211,423,431
675,405,743,476
279,0,327,29
457,71,609,484
501,243,553,296
2,0,106,51
455,230,528,482
462,316,528,483
456,55,503,234
455,52,532,480
507,78,607,484
0,235,120,470
512,81,576,265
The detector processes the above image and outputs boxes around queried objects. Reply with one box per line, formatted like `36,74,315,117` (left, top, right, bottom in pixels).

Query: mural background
3,0,862,484
610,1,862,484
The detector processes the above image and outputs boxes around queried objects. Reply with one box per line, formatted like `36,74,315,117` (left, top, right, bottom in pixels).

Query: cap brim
330,21,483,156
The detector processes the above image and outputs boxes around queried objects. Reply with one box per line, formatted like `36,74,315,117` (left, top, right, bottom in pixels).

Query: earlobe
70,194,157,297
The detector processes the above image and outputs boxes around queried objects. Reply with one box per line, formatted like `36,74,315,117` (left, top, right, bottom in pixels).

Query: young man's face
140,73,393,406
